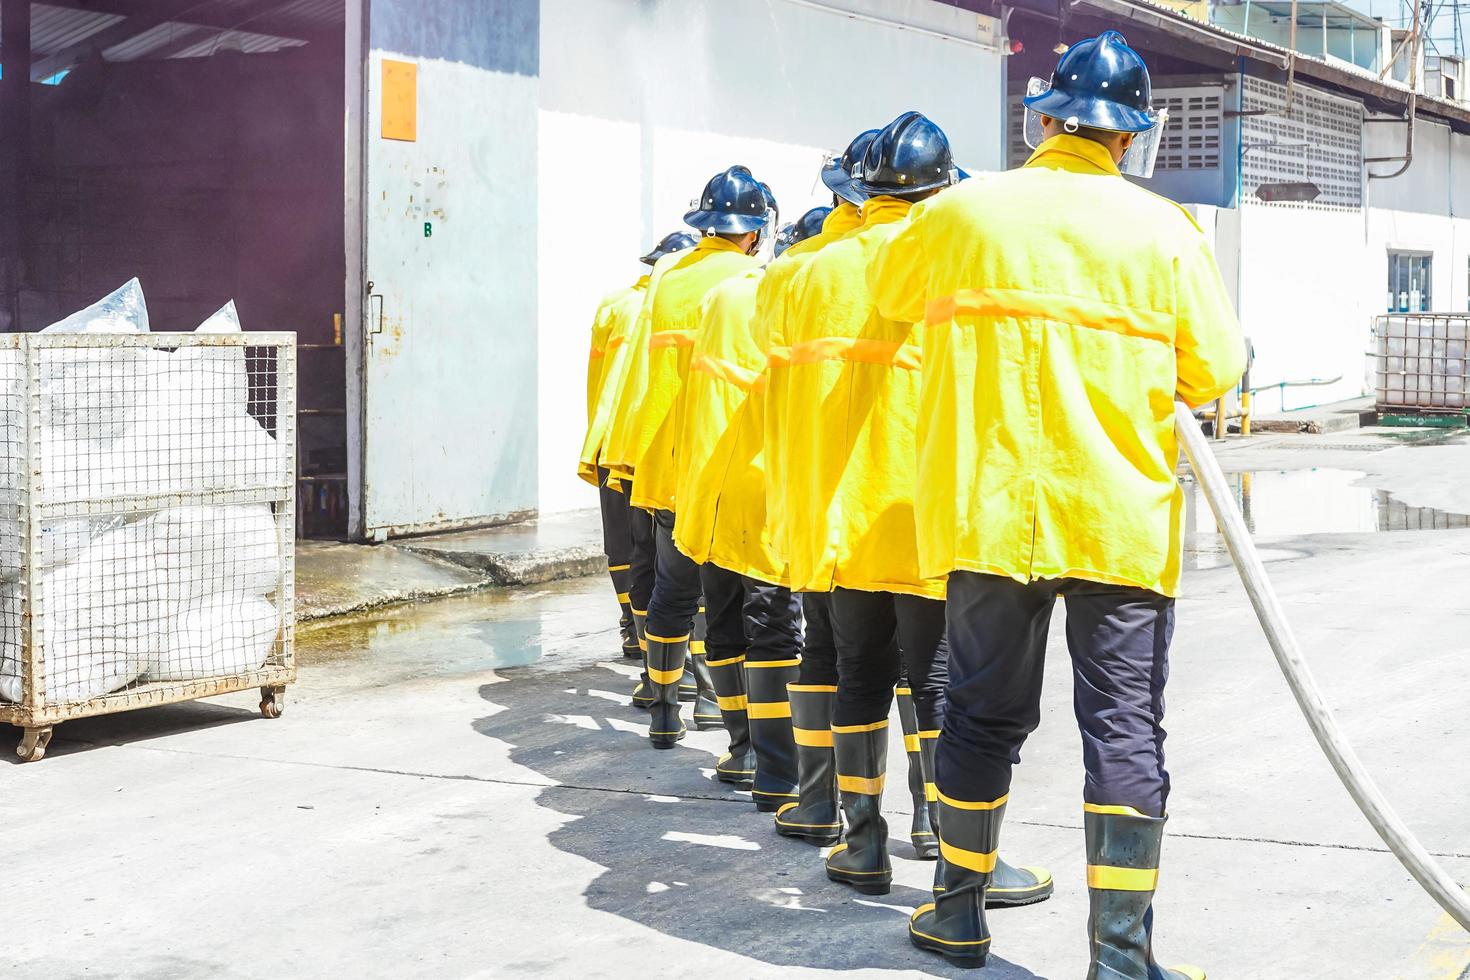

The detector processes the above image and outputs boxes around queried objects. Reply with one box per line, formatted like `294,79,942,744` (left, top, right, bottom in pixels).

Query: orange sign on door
381,59,417,142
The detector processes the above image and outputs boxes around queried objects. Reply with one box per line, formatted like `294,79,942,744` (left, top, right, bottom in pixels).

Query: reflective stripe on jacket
577,276,649,486
869,134,1245,597
630,236,761,513
778,195,943,599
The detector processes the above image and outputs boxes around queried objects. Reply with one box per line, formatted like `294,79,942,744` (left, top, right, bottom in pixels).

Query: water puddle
295,577,614,681
1181,468,1470,537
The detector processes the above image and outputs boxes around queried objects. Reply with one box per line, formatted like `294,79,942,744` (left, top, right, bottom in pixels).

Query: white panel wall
1226,113,1470,409
1230,204,1371,408
536,0,1006,514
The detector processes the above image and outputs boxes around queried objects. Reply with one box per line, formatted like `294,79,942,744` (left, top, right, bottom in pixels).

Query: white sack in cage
0,584,22,702
147,593,278,682
35,521,160,701
141,301,249,423
38,279,150,444
145,503,281,604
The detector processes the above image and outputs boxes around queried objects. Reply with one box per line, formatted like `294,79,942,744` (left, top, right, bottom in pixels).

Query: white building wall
1227,110,1470,409
535,0,1007,515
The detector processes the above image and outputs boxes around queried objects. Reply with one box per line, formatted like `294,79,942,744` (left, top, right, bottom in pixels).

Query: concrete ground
3,429,1470,979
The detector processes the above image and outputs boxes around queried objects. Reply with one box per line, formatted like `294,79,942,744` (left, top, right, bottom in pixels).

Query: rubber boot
678,604,707,704
644,632,688,749
917,737,1053,907
1085,806,1205,980
629,609,654,709
705,652,755,787
609,564,640,659
774,684,842,845
743,659,801,812
896,685,938,860
908,791,1008,966
690,649,723,730
825,719,892,895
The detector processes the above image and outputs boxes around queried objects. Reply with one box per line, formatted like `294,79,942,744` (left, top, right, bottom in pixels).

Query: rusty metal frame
0,332,297,735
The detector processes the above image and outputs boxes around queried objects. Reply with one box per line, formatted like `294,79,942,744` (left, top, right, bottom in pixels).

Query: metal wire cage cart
1371,313,1470,420
0,331,296,761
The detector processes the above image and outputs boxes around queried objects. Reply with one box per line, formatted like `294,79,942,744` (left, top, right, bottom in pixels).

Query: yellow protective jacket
629,236,761,513
760,201,863,570
577,276,649,486
869,134,1245,597
600,252,682,486
777,195,942,599
670,270,788,583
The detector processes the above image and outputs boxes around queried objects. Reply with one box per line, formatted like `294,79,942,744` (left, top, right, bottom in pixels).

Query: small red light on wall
1009,40,1025,54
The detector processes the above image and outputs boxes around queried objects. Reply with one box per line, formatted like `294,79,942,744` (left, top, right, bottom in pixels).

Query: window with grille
1388,251,1432,311
1241,75,1363,209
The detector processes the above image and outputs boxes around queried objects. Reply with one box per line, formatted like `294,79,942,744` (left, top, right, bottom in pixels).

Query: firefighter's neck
1041,116,1134,164
713,230,760,255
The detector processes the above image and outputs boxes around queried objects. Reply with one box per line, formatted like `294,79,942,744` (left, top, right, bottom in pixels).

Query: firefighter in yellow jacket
578,234,695,663
871,34,1244,976
634,166,773,751
777,111,1052,907
591,233,703,710
668,206,838,813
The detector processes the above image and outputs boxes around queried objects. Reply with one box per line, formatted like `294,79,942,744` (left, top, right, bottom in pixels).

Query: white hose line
1174,402,1470,931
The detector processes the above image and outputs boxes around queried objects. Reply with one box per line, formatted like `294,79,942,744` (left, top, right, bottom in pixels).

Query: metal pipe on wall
1175,402,1470,931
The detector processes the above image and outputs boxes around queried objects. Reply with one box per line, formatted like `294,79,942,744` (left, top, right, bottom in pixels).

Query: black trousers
626,486,656,614
597,469,633,569
701,563,802,665
829,587,948,730
940,571,1174,816
645,509,703,641
799,593,838,686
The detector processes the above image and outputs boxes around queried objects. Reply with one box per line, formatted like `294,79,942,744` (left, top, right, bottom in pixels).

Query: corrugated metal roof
1082,0,1470,121
23,1,339,62
169,28,308,58
30,3,123,54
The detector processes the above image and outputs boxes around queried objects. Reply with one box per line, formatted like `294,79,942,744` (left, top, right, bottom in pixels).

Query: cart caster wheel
260,686,286,719
17,726,52,763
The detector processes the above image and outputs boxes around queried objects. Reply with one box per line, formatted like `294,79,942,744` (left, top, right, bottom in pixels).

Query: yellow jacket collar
860,195,913,226
635,274,651,289
695,234,749,255
823,201,863,236
1024,134,1122,177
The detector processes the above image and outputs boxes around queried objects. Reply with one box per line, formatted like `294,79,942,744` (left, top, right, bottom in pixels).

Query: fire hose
1174,402,1470,930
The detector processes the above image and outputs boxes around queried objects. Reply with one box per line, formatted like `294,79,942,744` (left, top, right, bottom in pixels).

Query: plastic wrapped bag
0,584,22,702
34,521,157,702
145,503,281,605
144,301,249,423
147,594,278,682
39,279,150,445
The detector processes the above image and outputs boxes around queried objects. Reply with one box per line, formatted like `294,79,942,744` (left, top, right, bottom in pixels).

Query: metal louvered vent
1154,86,1223,172
1241,75,1363,209
1005,85,1223,173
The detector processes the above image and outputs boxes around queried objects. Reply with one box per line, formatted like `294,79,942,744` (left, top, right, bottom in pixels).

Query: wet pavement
3,430,1469,978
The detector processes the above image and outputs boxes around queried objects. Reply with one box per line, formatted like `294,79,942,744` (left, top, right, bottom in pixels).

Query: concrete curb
395,543,606,587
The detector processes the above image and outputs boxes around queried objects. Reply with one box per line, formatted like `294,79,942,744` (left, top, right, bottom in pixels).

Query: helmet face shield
1022,76,1168,179
1115,109,1168,178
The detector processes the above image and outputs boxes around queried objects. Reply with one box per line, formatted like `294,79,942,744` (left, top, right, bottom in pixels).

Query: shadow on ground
1,699,260,766
474,659,1046,978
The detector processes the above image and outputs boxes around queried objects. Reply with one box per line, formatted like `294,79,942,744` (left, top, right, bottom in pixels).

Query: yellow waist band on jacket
650,330,697,349
692,353,761,391
925,288,1172,345
788,335,921,371
766,345,792,368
